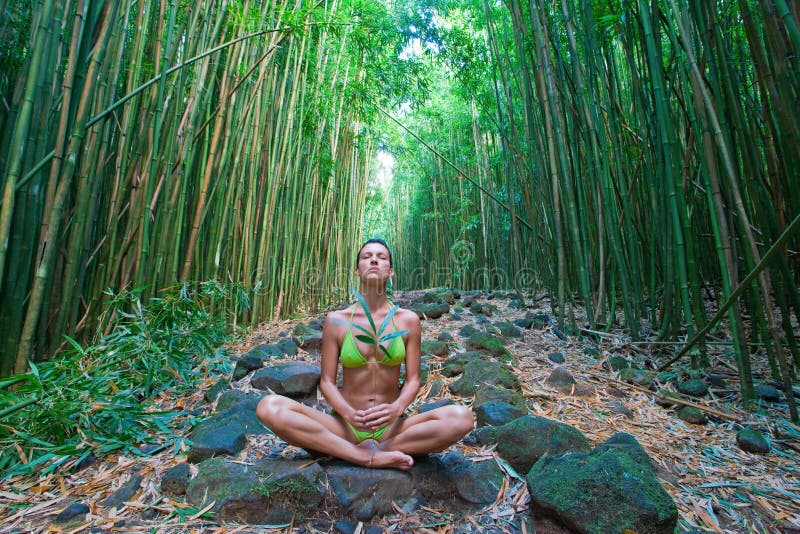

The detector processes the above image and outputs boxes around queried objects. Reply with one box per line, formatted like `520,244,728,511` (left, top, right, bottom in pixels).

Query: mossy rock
464,333,511,361
619,367,654,388
737,428,770,453
449,359,520,396
473,384,526,411
493,415,591,474
441,351,486,377
493,321,522,338
421,340,449,357
527,433,678,534
676,378,709,397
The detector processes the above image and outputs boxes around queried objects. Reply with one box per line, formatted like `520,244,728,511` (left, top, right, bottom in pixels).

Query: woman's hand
352,403,403,430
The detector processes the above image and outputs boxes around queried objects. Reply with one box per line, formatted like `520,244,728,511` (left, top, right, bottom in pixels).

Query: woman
256,238,474,470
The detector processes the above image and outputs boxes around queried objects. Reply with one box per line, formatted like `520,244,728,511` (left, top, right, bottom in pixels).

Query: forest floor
1,290,799,533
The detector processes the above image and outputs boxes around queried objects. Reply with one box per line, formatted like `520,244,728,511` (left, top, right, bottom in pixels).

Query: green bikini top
340,307,406,368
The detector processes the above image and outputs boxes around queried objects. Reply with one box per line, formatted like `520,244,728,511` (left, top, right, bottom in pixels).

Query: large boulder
250,362,321,397
527,433,678,534
411,451,504,505
187,395,269,463
186,458,325,524
464,333,511,361
493,415,591,474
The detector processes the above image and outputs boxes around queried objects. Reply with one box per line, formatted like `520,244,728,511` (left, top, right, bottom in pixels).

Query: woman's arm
318,312,358,422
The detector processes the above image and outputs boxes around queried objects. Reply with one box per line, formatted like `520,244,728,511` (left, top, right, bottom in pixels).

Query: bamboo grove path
1,292,798,533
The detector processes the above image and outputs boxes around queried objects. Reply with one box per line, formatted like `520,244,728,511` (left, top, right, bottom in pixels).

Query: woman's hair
356,238,393,267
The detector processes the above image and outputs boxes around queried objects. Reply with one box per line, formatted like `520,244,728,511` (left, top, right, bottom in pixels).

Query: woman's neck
358,283,389,313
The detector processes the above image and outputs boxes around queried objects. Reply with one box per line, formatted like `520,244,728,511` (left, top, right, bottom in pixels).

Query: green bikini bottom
346,421,390,442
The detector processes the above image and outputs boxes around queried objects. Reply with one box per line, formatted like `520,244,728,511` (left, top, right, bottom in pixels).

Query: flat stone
527,432,678,534
737,428,770,453
251,362,320,397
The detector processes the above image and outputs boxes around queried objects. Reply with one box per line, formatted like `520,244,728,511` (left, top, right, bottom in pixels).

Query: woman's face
357,242,393,282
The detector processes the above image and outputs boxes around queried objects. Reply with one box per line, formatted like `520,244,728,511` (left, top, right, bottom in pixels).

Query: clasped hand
351,403,401,431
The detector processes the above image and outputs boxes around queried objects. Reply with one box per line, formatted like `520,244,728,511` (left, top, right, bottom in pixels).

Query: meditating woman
256,238,474,470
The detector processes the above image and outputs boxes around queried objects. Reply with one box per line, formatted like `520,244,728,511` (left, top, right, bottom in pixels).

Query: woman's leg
256,395,414,469
378,404,474,455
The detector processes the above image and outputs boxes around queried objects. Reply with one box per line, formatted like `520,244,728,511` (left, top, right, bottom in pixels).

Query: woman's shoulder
393,307,421,327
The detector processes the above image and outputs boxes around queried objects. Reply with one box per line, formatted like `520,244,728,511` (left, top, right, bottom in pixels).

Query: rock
449,359,519,397
754,384,783,402
251,362,320,397
513,317,534,329
493,415,592,474
55,503,90,523
437,331,454,342
216,390,263,412
620,367,654,388
493,321,522,338
474,399,526,427
292,323,323,351
442,352,482,377
187,422,248,463
327,462,416,520
233,342,300,379
186,458,325,524
547,352,565,364
276,337,299,356
463,426,496,446
469,302,497,316
655,390,679,408
100,473,143,508
604,401,634,418
707,373,728,387
676,406,708,425
459,324,479,338
474,385,527,410
421,340,449,357
527,432,678,534
676,379,709,397
526,312,550,330
409,296,451,319
509,299,526,308
161,463,191,496
413,451,504,505
606,355,634,371
737,428,770,453
418,398,455,413
205,379,230,403
464,332,511,360
546,366,576,389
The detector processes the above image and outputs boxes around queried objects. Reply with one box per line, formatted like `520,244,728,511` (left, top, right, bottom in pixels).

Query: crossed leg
378,404,475,455
256,395,414,469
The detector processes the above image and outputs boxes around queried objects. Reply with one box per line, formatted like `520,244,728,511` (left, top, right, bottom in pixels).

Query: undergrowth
0,281,251,479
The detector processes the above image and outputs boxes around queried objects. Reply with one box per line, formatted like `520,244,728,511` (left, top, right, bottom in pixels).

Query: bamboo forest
1,0,799,532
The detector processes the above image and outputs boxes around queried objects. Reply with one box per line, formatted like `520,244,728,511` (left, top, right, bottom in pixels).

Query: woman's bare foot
355,439,413,470
370,450,414,470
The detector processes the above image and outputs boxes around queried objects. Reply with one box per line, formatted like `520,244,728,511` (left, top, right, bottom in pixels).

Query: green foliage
0,282,248,479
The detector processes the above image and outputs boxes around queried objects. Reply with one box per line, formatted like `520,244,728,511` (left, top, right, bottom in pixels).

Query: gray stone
186,457,325,524
100,474,143,508
327,462,416,520
513,317,534,329
676,406,708,425
463,426,496,446
493,321,522,338
292,323,323,351
187,422,247,463
755,384,783,402
527,432,678,534
620,367,654,388
421,340,449,357
474,399,526,427
55,503,90,523
409,299,451,319
494,415,591,474
737,428,770,453
474,385,527,410
161,463,191,495
547,352,565,364
251,362,320,397
677,379,709,397
205,379,230,403
413,451,504,505
546,366,576,389
459,324,479,338
216,390,263,412
442,351,486,377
